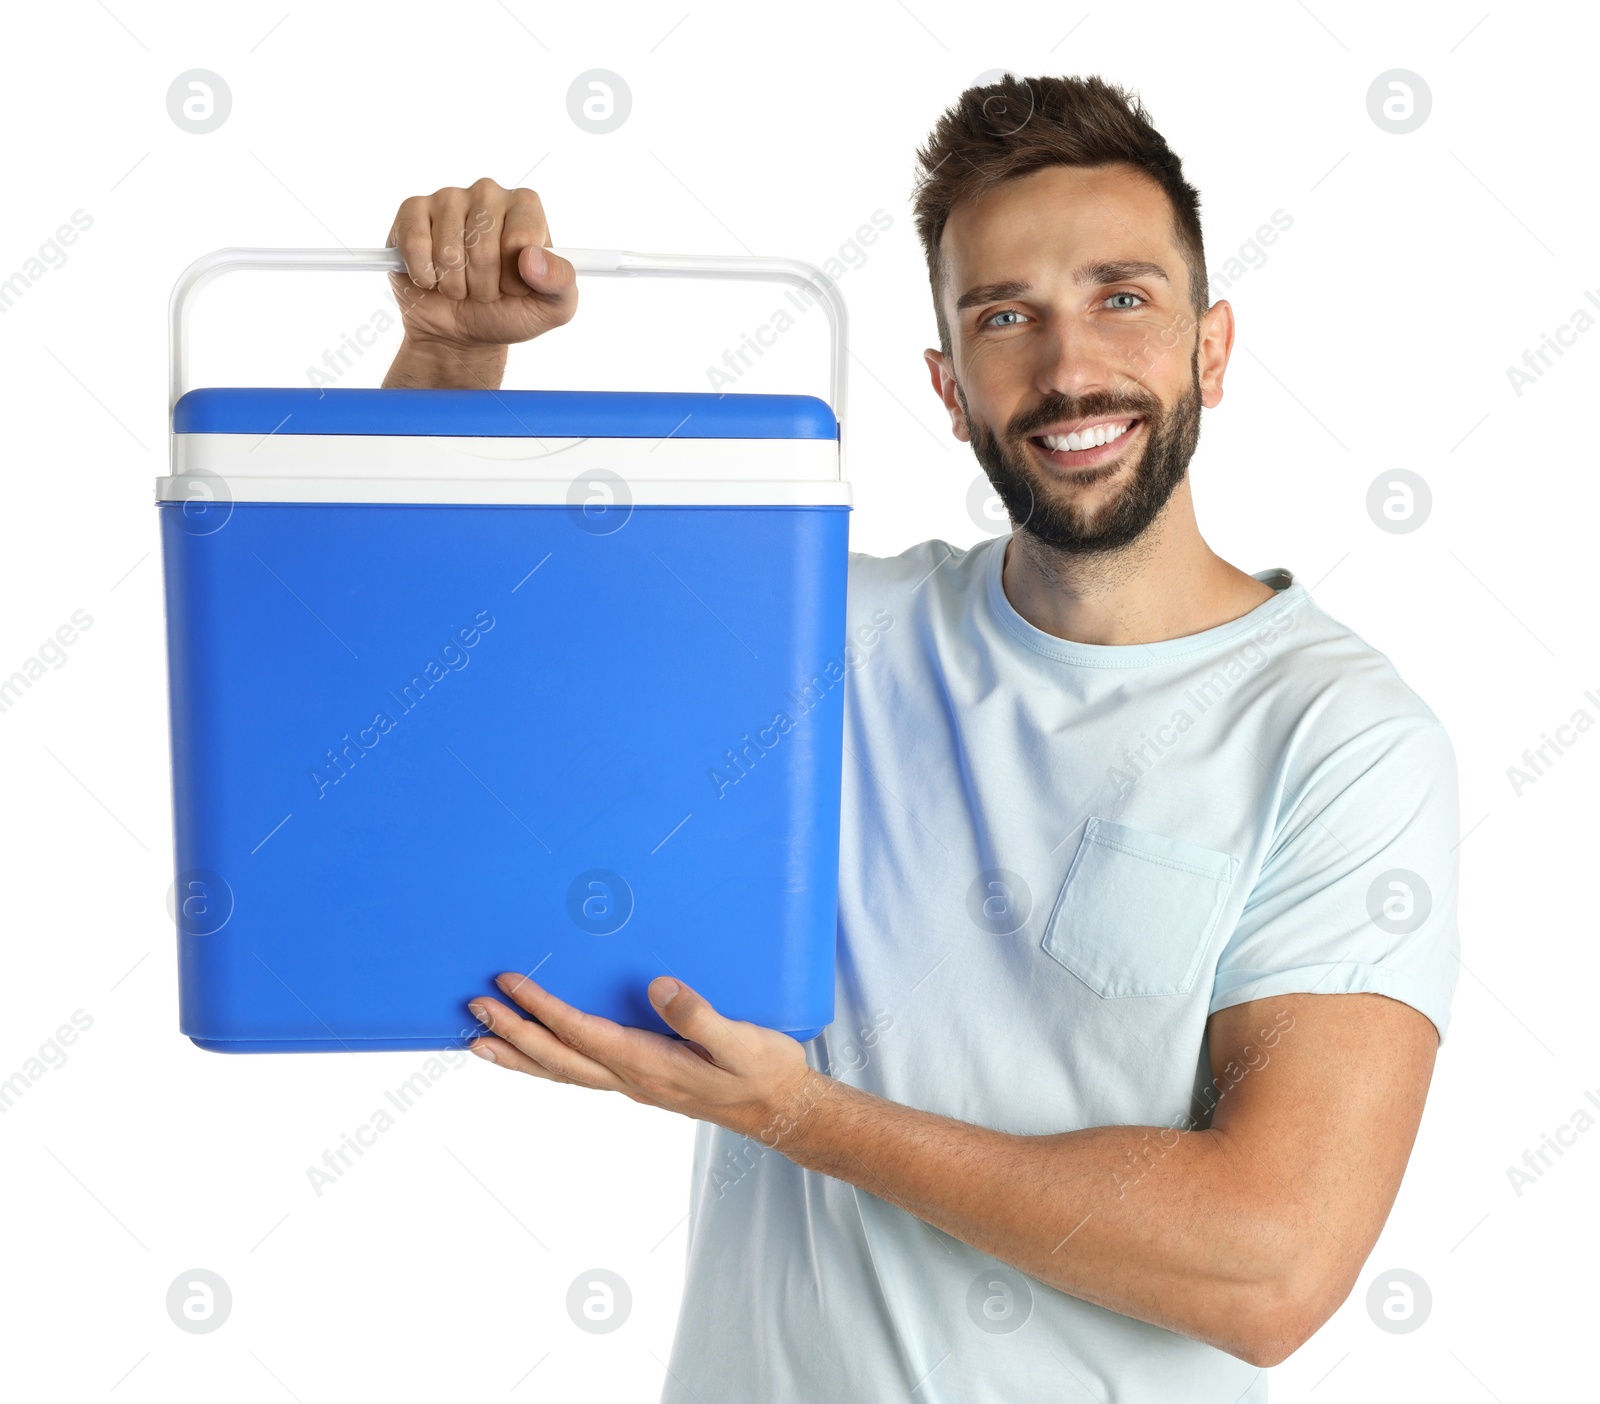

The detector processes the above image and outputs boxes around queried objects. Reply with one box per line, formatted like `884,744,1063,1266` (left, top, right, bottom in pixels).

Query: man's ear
924,348,971,442
1197,299,1235,410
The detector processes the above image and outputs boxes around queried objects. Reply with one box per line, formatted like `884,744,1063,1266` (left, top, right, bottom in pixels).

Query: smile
1027,417,1143,468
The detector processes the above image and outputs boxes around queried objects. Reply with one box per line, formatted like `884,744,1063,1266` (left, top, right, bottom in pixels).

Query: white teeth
1041,421,1133,453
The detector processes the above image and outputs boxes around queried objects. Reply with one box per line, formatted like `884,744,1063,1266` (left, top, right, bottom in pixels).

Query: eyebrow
954,260,1171,313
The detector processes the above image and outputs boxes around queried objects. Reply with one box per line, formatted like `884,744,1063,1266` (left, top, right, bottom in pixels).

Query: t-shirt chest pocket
1042,818,1240,998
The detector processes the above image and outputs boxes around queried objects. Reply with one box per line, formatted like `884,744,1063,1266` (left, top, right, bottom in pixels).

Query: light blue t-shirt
662,534,1459,1403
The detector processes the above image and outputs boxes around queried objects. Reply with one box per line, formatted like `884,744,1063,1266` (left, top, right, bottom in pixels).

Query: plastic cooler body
159,388,850,1052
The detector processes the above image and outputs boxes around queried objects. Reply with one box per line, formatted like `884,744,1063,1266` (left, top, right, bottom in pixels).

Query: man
383,74,1457,1403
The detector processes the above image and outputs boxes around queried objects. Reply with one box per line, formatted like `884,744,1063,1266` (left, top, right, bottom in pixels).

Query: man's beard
963,362,1202,556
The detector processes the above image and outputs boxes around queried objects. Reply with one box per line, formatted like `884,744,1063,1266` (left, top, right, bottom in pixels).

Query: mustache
1008,388,1163,441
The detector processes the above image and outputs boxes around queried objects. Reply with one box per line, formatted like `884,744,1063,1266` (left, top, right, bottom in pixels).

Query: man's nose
1031,317,1126,403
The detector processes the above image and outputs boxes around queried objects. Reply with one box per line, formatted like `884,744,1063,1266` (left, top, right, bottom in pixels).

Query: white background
1,0,1594,1399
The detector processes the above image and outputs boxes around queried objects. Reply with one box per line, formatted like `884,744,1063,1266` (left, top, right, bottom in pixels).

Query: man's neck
1000,485,1277,647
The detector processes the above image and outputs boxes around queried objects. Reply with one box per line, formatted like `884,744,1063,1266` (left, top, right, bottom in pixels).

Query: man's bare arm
761,991,1437,1367
470,976,1437,1369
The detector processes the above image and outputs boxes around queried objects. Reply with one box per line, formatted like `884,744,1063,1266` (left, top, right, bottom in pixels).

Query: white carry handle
169,246,848,462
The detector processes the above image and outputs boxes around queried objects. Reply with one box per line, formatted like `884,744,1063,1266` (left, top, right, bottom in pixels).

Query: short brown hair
912,74,1208,354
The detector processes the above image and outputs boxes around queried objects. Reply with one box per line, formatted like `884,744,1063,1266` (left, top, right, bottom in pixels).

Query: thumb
649,977,736,1061
518,243,577,302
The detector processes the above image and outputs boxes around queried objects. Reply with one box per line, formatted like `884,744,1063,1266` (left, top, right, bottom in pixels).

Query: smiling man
384,74,1458,1404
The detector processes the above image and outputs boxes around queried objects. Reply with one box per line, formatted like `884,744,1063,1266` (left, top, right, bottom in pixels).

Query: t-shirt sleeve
1208,710,1460,1040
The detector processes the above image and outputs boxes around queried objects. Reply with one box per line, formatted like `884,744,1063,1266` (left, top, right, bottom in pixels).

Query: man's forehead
939,165,1180,302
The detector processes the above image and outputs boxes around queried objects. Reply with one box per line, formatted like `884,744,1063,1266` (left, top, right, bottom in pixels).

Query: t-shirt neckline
982,533,1306,669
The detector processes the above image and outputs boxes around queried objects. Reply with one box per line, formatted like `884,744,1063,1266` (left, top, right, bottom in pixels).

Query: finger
470,1036,575,1083
494,973,613,1053
463,179,505,303
499,188,550,296
648,977,751,1067
492,974,665,1081
470,995,626,1090
389,196,437,289
430,187,471,301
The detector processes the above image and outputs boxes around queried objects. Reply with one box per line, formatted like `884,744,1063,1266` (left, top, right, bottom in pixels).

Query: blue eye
1108,292,1143,309
986,309,1025,327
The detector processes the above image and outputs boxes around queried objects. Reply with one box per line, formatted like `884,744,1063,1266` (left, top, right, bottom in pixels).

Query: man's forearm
766,1067,1323,1366
382,336,507,390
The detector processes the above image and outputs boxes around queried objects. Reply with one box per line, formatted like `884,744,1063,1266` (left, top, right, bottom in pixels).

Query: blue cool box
159,386,851,1051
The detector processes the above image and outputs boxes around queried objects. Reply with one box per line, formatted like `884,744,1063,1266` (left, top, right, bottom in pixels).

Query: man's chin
1012,449,1141,523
